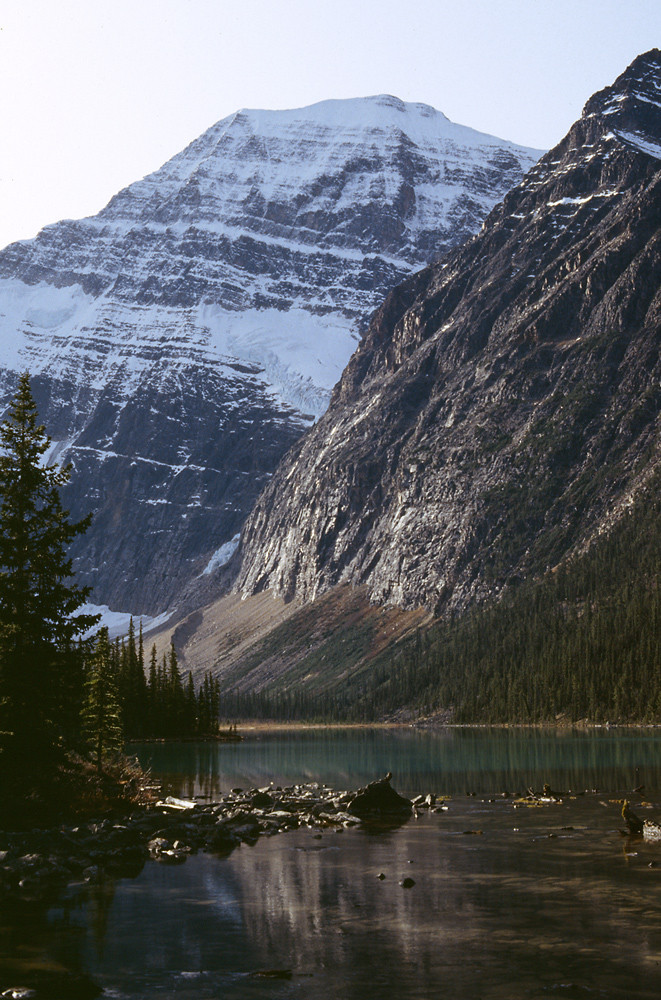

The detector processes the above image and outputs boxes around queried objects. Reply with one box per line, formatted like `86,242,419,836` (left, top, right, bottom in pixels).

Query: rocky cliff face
236,51,661,615
0,97,540,615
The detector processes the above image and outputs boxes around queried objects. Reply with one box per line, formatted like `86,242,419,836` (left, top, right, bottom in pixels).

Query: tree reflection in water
131,727,661,801
77,795,661,1000
5,729,661,999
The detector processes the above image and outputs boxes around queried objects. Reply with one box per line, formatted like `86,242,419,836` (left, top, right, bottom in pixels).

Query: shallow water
4,728,661,999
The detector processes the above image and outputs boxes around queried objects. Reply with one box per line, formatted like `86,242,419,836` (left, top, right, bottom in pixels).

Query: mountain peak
202,94,520,156
0,93,540,615
581,49,661,156
235,52,661,616
233,94,447,125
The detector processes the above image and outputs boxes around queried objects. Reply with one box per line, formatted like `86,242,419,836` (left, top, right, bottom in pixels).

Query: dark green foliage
81,627,123,769
196,670,221,736
0,373,98,758
111,627,220,738
221,472,661,724
166,642,184,736
0,371,226,817
118,617,148,737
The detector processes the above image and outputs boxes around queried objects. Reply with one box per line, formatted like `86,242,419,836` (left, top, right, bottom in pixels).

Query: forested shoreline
2,370,660,785
84,618,222,751
219,473,661,725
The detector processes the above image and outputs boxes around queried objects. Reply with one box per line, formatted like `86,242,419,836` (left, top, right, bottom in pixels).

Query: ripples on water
4,728,661,999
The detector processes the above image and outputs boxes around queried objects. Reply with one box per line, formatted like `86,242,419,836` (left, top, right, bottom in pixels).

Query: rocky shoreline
2,775,656,1000
0,775,433,902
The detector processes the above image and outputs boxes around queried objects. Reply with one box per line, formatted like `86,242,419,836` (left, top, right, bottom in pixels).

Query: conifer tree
81,628,123,770
147,643,158,733
118,617,148,738
185,671,197,735
0,373,98,758
167,642,184,736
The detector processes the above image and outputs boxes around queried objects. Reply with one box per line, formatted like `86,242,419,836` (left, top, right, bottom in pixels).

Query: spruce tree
81,627,123,770
185,671,197,735
147,643,158,735
0,373,98,759
118,617,148,738
167,642,184,736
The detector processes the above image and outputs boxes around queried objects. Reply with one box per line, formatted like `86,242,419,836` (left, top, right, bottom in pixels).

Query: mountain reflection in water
131,726,661,800
83,797,661,1000
4,728,661,999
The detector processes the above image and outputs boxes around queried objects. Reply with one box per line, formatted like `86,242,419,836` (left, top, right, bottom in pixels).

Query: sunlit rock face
236,51,661,615
0,97,540,614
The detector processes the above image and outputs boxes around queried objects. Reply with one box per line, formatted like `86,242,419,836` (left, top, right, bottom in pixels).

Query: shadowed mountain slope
236,51,661,617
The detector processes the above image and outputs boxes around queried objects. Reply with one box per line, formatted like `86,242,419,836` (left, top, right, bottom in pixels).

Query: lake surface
134,725,661,800
4,727,661,999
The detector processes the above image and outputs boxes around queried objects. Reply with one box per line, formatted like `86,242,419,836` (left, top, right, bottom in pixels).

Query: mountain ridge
0,96,540,616
235,50,661,617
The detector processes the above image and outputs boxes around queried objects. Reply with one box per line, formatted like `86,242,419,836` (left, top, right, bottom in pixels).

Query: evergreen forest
87,618,222,746
0,374,223,807
220,472,661,725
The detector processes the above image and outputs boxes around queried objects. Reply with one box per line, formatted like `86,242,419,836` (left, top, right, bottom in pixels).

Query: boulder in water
347,775,412,819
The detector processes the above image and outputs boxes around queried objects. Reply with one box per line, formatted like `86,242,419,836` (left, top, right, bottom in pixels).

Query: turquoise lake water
4,727,661,999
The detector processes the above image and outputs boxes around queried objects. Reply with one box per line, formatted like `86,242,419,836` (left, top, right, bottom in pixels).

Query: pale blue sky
1,0,659,249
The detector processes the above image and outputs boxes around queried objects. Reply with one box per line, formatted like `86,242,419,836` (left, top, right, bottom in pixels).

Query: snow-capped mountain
0,96,541,615
236,51,661,616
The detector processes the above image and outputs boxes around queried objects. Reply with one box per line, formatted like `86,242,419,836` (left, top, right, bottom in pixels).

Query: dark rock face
347,775,412,818
236,51,661,615
0,97,540,615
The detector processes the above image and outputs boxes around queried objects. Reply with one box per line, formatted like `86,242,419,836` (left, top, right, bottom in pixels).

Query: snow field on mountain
0,275,359,422
79,604,172,640
199,303,360,416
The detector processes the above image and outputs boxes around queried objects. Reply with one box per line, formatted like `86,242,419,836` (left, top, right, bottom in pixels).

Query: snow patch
79,604,173,640
615,129,661,160
202,533,241,575
43,437,76,467
547,189,621,208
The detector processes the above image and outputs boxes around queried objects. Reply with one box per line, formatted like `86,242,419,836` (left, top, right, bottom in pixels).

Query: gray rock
251,790,274,808
0,99,539,615
235,52,661,622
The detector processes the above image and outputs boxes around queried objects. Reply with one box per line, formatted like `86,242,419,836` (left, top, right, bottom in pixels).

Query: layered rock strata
236,51,661,615
0,97,540,613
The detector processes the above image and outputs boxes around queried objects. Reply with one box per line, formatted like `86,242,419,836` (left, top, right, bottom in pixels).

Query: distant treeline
95,618,221,740
220,472,661,724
